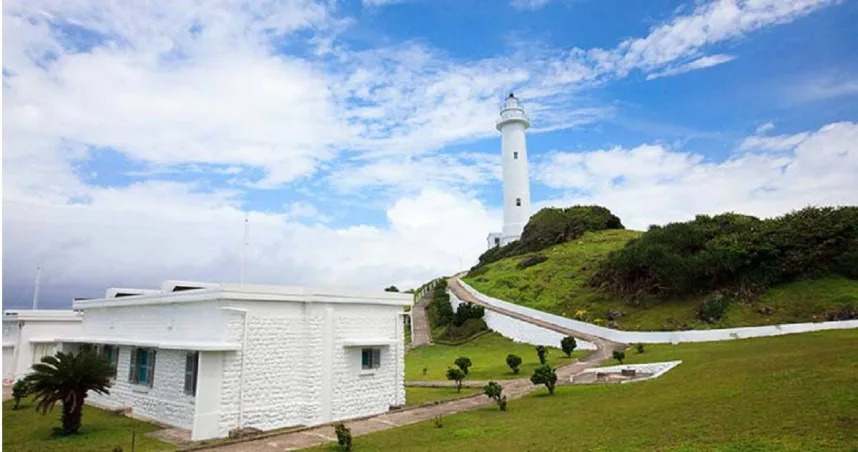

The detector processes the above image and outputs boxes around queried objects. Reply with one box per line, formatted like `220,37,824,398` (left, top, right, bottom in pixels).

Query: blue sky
3,0,858,309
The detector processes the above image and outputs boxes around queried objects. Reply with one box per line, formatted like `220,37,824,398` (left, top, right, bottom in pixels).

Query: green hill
464,207,858,331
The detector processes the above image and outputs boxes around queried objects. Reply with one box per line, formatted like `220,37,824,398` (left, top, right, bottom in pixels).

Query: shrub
437,318,488,342
427,284,454,328
334,423,352,451
698,293,730,323
592,207,858,300
454,357,473,375
530,364,558,395
560,336,577,358
535,345,548,365
433,415,444,428
483,381,506,411
453,302,485,327
636,343,645,354
506,354,523,374
473,205,624,268
517,254,548,269
613,350,625,364
384,285,399,292
12,379,28,410
446,368,466,392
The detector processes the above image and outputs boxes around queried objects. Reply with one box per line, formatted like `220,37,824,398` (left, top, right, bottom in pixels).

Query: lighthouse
487,93,531,249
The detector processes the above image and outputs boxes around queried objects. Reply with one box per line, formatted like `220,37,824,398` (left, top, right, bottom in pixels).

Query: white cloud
755,121,776,134
739,131,810,152
646,54,735,80
788,75,858,103
510,0,552,10
537,121,858,229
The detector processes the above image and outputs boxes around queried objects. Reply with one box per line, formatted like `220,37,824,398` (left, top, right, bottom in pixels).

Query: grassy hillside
464,229,858,331
315,329,858,451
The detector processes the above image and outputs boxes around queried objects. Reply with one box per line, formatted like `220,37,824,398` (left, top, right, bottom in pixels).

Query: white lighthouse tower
487,93,531,249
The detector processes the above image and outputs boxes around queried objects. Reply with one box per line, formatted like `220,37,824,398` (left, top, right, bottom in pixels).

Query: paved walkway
410,288,433,348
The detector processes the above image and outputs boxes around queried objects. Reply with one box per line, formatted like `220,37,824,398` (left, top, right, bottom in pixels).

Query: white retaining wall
458,279,858,344
448,289,596,350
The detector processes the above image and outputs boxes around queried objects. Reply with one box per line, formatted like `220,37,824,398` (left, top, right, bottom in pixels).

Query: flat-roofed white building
59,280,412,440
3,310,83,382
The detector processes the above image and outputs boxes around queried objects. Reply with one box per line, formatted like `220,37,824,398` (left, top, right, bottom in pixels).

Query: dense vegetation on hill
426,282,489,343
464,206,858,330
475,205,623,267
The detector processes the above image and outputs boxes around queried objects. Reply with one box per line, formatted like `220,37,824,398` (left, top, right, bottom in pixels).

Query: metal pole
32,266,41,310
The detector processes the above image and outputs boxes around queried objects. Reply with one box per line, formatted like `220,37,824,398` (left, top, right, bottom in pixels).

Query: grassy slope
406,333,582,381
464,229,858,331
317,329,858,451
2,397,174,452
405,387,482,406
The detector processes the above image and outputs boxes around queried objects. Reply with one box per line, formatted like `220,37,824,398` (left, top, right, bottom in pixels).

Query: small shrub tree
560,336,577,358
12,379,28,410
384,285,399,292
613,350,626,364
454,357,472,375
506,354,522,374
334,423,352,451
535,345,548,364
636,343,645,354
483,381,506,411
530,364,558,395
433,415,444,428
446,367,466,392
453,302,485,326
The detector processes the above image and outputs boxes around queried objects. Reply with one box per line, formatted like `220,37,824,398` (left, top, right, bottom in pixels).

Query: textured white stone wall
216,302,405,438
81,302,230,344
88,346,196,429
5,319,82,380
448,289,596,350
459,279,858,343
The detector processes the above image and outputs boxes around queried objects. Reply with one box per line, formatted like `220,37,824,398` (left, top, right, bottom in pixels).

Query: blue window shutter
147,350,156,387
129,348,138,383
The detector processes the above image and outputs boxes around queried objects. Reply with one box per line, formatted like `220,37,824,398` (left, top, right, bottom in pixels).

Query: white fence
448,289,597,350
457,279,858,344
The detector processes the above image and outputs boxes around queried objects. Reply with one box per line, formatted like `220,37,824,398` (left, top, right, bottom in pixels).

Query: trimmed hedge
592,206,858,300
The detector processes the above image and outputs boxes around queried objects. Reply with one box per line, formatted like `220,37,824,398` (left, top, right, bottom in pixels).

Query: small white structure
488,93,532,249
57,280,411,441
2,310,83,382
571,361,683,384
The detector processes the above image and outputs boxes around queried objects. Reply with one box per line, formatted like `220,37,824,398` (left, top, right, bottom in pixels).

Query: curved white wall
448,289,596,350
458,279,858,344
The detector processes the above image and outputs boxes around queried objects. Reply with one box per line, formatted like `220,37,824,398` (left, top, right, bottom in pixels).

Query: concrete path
209,356,605,452
447,277,627,353
410,289,433,348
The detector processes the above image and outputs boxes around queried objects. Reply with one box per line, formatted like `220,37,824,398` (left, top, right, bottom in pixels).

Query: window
516,198,521,207
494,237,500,246
513,151,518,159
184,352,199,396
129,348,156,387
101,345,119,378
361,348,381,370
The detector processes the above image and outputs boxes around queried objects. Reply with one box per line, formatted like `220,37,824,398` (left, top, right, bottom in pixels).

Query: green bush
613,350,625,364
636,343,645,354
560,336,577,358
530,364,558,395
454,357,472,375
453,302,485,327
592,207,858,300
436,318,489,342
473,206,624,268
535,345,548,365
427,284,454,328
506,354,523,374
483,381,506,411
698,293,730,323
335,423,352,451
446,368,466,392
12,379,28,410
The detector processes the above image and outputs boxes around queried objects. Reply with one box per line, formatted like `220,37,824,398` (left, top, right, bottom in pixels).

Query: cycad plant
26,350,114,435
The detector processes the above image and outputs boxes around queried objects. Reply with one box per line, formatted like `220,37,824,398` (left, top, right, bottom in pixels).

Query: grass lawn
405,387,482,406
406,332,583,381
3,397,175,452
316,329,858,451
464,229,858,331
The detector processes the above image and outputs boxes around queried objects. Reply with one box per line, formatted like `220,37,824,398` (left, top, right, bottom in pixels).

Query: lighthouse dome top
497,92,530,130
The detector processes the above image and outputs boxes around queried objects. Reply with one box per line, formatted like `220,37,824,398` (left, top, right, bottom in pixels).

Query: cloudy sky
3,0,857,308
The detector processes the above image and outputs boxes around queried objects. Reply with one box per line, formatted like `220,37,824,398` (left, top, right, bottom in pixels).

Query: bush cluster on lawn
427,283,454,328
453,302,485,326
506,354,523,374
483,381,507,411
473,205,624,268
592,206,858,300
426,283,489,342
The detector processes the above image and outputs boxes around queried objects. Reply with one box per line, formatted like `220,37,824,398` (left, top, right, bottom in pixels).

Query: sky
3,0,857,309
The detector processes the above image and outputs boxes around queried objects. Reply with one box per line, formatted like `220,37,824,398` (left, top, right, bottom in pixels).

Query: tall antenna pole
240,216,248,284
32,266,41,310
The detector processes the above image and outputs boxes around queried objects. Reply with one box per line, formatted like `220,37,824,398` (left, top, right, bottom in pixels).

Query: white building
2,310,83,382
488,93,532,249
57,280,412,441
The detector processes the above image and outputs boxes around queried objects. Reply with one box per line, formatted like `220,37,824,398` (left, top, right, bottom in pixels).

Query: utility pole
240,216,248,284
32,266,41,310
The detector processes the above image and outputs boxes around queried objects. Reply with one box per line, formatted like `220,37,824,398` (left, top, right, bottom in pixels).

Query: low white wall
458,279,858,344
448,289,596,350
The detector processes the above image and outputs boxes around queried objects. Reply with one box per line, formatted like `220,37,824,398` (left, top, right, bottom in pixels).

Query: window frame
361,348,382,370
513,151,518,159
101,344,119,379
516,198,521,207
184,352,199,396
129,347,156,388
